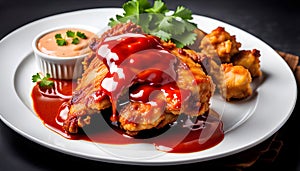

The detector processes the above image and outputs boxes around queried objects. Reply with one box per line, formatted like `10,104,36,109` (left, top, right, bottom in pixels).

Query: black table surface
0,0,299,170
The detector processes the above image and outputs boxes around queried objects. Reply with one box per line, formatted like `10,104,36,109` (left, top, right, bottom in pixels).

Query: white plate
0,8,297,165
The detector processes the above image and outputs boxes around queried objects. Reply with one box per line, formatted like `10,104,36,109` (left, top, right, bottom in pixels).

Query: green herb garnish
76,31,87,39
55,30,87,46
108,0,197,48
72,37,80,44
32,73,54,88
55,34,63,39
66,30,76,38
55,34,67,46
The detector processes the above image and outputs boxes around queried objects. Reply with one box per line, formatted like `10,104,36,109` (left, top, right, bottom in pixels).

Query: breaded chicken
63,22,144,133
190,27,261,102
63,23,215,136
118,41,215,136
231,49,262,77
119,102,178,136
219,63,252,101
200,27,241,63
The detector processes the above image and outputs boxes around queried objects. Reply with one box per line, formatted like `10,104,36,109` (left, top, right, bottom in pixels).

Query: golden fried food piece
118,41,215,136
119,102,178,136
63,22,144,133
187,27,261,102
200,27,241,63
164,43,215,116
63,23,215,136
231,49,262,77
219,63,252,101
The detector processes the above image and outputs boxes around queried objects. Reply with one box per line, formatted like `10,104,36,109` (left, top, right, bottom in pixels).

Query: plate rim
0,7,297,165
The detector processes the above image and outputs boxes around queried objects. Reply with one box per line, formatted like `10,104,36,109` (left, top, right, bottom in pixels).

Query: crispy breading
118,41,215,135
191,27,261,102
232,49,262,77
63,23,215,135
63,22,144,133
200,27,241,63
219,63,252,101
119,102,178,136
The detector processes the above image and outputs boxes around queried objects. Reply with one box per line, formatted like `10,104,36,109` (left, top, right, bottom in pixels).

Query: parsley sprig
108,0,197,48
55,30,87,46
55,34,67,46
32,73,54,88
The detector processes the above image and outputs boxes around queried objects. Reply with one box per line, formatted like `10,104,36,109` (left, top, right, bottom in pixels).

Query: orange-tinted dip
37,28,96,57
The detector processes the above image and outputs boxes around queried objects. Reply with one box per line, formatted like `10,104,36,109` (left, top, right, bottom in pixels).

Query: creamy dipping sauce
37,28,96,57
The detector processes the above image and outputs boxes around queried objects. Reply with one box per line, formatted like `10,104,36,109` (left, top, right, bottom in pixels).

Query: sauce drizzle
31,33,224,153
31,79,224,153
96,33,180,121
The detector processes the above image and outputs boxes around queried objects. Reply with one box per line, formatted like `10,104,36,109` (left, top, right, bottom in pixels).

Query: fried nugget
231,49,262,77
219,63,252,101
200,27,241,63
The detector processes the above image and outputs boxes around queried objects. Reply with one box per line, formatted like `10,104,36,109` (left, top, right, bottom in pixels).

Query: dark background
0,0,299,170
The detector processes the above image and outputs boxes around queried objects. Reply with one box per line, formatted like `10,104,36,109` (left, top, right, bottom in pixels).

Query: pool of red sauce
31,33,224,153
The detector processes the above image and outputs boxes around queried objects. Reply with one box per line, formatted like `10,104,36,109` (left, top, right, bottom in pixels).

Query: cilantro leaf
55,30,88,46
145,0,168,13
137,0,152,11
32,73,54,88
123,0,151,16
151,30,172,41
158,16,185,35
55,34,62,39
56,39,67,46
108,0,198,48
66,30,75,38
72,37,80,44
172,6,193,20
172,31,197,48
32,73,42,82
123,1,139,16
76,31,87,39
55,33,67,46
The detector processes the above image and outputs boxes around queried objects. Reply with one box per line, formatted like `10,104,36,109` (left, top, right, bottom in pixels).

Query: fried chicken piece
219,63,252,101
84,22,143,69
231,49,262,77
63,57,111,133
119,101,178,136
63,23,215,136
187,27,262,102
63,22,144,133
164,43,215,116
117,41,215,136
195,53,255,101
189,27,262,78
200,27,241,63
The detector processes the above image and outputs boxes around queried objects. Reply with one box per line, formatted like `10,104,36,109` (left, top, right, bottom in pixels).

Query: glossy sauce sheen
31,81,224,153
96,33,180,121
31,33,224,153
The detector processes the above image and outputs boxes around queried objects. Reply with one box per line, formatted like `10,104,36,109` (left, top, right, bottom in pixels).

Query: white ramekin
32,24,99,80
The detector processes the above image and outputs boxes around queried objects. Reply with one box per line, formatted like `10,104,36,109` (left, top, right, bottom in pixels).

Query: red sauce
96,33,181,122
31,81,224,153
31,33,224,153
